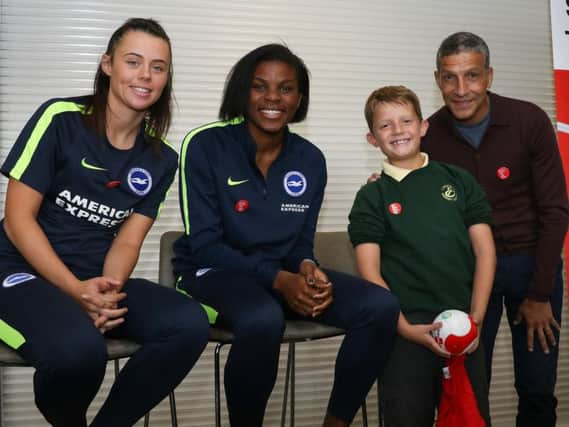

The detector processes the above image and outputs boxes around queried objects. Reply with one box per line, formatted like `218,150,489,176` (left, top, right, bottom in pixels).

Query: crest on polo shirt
283,171,307,197
127,168,153,196
441,184,458,201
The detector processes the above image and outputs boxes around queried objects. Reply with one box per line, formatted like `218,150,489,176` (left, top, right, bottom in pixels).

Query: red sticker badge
388,202,403,215
496,166,510,180
105,180,121,189
234,199,249,213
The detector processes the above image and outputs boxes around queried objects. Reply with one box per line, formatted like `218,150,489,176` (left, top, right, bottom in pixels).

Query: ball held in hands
431,309,477,355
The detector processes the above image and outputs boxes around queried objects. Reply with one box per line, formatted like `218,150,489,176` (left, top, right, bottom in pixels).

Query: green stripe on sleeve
10,101,85,180
0,319,26,350
179,117,244,235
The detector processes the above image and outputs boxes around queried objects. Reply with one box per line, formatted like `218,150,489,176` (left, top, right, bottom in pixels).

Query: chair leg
361,399,368,427
377,379,383,427
214,343,224,427
1,367,3,427
281,343,294,427
114,359,120,377
169,391,178,427
290,343,295,427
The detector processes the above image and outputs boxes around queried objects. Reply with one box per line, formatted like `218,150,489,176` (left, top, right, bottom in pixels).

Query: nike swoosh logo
196,268,212,277
81,157,107,171
227,177,249,186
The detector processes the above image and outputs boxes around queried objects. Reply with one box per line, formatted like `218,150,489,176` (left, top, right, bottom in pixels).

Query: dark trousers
381,311,490,427
0,273,209,427
481,254,563,427
178,268,399,427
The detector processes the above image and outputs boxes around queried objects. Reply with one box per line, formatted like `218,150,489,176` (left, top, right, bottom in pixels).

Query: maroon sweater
422,92,569,301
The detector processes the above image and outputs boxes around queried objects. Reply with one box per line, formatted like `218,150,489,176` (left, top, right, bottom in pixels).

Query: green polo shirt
348,155,492,314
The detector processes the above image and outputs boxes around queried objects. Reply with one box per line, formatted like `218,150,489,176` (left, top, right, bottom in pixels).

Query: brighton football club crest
127,168,153,196
283,171,307,197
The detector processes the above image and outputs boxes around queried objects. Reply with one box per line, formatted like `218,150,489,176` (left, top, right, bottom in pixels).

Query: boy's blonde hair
364,85,423,132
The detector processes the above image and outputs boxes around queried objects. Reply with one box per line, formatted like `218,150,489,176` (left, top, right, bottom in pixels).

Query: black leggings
0,273,209,427
178,268,399,426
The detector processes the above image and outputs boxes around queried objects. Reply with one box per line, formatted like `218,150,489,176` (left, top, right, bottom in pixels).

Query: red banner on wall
550,1,569,299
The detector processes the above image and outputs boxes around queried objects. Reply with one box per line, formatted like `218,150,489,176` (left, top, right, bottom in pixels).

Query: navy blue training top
0,97,178,279
173,118,327,288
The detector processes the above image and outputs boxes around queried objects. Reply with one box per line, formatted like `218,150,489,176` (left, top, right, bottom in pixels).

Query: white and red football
431,309,477,355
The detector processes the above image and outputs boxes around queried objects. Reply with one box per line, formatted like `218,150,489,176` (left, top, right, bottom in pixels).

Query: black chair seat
0,339,141,367
208,320,345,345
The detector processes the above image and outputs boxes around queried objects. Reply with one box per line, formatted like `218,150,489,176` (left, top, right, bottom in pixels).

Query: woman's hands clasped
274,261,333,317
72,277,128,334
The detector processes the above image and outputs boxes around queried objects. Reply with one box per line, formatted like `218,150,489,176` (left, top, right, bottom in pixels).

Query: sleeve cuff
255,261,282,289
526,289,551,303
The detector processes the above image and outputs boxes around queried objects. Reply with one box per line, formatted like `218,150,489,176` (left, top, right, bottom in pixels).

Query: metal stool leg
1,367,3,427
281,342,293,427
361,398,368,427
168,392,178,427
377,379,383,427
290,343,295,427
214,343,224,427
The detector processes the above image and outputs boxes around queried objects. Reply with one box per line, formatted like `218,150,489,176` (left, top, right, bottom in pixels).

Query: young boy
348,85,496,426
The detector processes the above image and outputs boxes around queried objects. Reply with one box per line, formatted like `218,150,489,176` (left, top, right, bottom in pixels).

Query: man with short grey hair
422,31,569,427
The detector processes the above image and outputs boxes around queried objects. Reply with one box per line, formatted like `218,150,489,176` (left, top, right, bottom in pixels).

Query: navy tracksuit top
173,118,327,288
0,97,178,279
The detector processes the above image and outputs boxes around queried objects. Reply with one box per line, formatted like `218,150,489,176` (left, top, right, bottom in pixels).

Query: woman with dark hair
0,18,208,426
174,43,399,427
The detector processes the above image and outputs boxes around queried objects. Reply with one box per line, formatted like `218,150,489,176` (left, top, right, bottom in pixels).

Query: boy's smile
367,101,429,169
